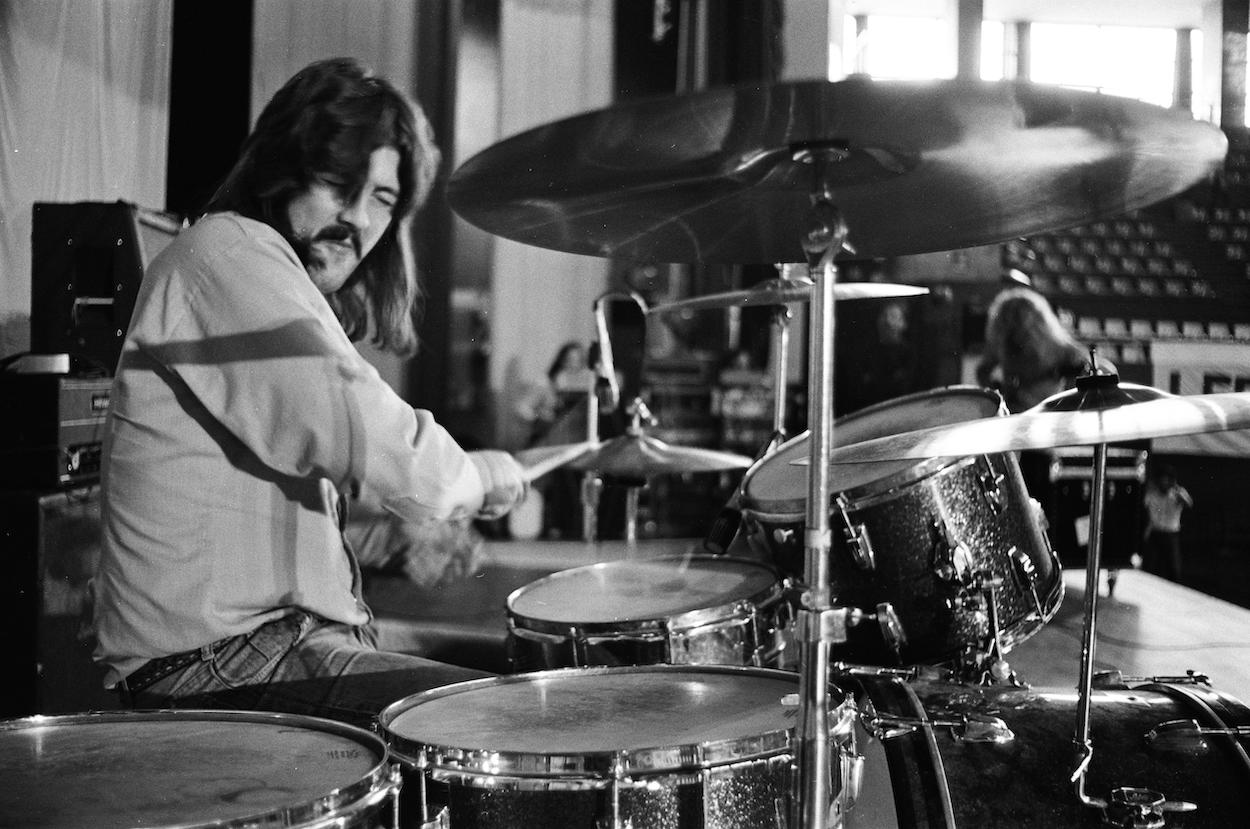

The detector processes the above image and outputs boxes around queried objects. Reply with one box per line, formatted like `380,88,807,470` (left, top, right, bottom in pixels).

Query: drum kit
6,77,1250,828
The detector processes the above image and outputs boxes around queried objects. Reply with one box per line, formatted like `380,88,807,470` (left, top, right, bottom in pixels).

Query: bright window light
982,20,1005,81
1030,23,1176,107
844,15,954,80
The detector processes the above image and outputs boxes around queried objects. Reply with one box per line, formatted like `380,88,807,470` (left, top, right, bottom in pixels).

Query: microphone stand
581,290,648,543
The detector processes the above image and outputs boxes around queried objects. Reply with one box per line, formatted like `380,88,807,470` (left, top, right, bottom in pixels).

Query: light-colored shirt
91,213,483,685
1144,484,1192,534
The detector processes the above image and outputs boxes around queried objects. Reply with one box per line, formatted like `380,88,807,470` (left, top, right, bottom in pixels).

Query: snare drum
505,554,794,671
841,675,1250,827
380,664,857,829
0,709,401,828
740,386,1062,666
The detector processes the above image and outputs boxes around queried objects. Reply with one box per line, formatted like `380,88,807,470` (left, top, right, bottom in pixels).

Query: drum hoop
505,555,785,635
379,665,811,781
0,709,396,829
742,454,975,521
740,386,1007,516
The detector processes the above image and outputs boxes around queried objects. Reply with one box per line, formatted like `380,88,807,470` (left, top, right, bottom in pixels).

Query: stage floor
363,538,1250,701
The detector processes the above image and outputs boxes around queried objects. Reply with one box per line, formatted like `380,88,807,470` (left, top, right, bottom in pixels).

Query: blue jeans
124,612,489,730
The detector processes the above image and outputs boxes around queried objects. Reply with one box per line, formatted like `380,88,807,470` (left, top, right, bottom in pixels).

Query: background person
1143,464,1193,582
89,58,527,729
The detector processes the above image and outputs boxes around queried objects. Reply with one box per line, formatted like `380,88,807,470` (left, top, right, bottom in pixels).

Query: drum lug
874,602,908,658
1008,546,1046,618
931,517,974,584
836,495,875,570
976,456,1007,514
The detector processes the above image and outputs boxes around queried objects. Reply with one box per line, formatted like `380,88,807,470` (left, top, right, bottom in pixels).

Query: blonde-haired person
976,286,1111,413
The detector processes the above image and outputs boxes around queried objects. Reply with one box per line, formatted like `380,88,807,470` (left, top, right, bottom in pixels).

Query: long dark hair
202,57,440,355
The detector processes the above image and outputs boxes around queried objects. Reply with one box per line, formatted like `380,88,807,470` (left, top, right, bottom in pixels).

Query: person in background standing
1143,464,1193,582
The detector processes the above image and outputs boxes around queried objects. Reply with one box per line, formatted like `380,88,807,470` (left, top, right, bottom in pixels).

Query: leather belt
124,645,212,693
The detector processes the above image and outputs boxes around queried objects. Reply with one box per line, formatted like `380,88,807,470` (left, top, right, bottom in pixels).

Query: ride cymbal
649,278,928,314
448,77,1226,264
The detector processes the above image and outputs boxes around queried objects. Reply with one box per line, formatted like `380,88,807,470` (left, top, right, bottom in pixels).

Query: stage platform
363,538,1250,701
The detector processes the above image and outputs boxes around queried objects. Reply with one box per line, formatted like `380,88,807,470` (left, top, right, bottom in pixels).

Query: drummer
89,57,528,729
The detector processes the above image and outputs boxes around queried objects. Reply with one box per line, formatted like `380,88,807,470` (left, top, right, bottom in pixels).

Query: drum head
0,710,390,828
381,665,800,780
743,386,1004,515
507,555,779,625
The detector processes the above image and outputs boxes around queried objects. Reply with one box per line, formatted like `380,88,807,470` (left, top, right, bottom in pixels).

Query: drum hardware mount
859,704,1016,744
1146,717,1250,748
961,575,1027,688
1009,546,1047,619
930,516,976,585
836,493,875,570
975,455,1007,514
1099,786,1198,829
1092,669,1212,689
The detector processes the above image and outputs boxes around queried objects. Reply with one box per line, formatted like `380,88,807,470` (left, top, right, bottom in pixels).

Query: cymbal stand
1067,366,1195,826
580,369,602,543
793,168,858,829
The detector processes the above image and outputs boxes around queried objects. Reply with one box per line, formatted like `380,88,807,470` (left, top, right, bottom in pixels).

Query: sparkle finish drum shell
740,386,1063,666
505,555,794,671
379,664,855,829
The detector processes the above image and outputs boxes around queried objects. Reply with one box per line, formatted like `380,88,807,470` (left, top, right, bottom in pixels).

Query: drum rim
0,708,396,829
741,385,1006,516
504,554,786,634
378,664,817,784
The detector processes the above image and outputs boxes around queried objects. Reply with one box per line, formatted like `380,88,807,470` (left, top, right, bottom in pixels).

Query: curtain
0,0,172,359
492,0,613,448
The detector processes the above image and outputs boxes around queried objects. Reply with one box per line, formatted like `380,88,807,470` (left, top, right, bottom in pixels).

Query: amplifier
0,374,111,489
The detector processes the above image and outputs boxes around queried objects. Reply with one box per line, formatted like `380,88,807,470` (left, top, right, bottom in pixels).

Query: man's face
284,146,402,294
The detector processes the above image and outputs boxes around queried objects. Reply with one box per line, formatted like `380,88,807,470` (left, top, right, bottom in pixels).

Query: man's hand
468,450,528,519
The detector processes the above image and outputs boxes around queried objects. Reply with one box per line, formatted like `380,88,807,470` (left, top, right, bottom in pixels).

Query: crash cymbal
570,433,752,478
447,77,1226,264
649,278,928,314
791,382,1250,464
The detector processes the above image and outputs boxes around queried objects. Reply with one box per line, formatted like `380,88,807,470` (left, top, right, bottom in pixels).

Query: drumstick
514,441,599,482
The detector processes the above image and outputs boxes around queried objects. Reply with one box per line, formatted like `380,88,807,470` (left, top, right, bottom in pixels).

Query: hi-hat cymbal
570,433,752,478
649,278,928,314
447,78,1226,264
791,384,1250,464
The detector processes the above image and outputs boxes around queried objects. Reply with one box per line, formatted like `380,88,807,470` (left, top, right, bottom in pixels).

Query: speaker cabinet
1034,446,1147,571
30,201,180,375
0,485,118,716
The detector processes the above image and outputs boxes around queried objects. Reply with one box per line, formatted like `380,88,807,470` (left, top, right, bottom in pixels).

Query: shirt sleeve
133,216,484,521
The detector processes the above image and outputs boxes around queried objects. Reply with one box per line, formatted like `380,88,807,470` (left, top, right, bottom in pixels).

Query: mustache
315,224,360,257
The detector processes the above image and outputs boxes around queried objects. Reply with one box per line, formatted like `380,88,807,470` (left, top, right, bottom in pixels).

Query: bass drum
842,675,1250,828
740,386,1062,667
